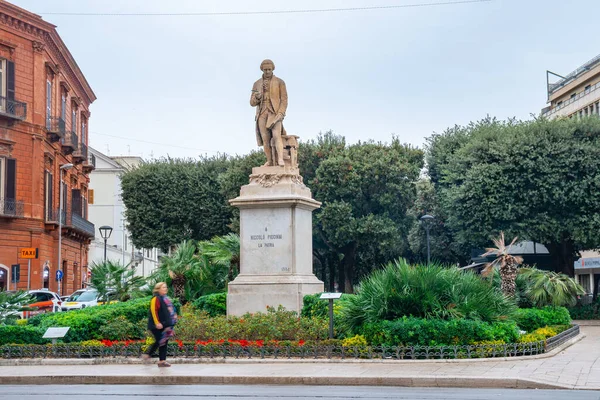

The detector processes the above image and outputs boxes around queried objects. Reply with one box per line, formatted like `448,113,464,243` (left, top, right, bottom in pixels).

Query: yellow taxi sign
20,248,38,259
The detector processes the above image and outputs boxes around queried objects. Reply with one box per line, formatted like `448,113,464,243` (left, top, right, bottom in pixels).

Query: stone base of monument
227,165,324,316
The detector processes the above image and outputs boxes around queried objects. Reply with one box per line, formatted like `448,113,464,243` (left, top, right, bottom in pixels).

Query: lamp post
99,225,113,262
58,163,73,296
420,214,435,265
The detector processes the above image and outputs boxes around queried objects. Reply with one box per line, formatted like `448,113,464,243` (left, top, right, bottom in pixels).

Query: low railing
0,341,546,360
69,213,95,238
0,96,26,120
0,197,24,217
87,153,96,168
546,324,580,351
74,143,88,160
45,208,65,224
61,131,79,150
46,117,66,136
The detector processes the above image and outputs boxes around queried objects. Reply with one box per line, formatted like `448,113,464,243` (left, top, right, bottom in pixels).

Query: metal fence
0,197,24,217
0,341,547,360
0,95,26,120
546,324,580,351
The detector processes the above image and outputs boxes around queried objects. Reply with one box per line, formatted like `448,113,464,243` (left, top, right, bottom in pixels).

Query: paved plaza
1,326,599,389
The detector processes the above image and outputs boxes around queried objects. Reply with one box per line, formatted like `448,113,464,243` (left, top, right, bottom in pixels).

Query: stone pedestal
227,165,324,316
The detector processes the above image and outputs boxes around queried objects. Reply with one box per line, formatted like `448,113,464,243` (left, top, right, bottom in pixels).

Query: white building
87,148,161,277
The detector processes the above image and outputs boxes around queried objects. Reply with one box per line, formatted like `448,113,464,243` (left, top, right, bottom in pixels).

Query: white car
61,289,107,311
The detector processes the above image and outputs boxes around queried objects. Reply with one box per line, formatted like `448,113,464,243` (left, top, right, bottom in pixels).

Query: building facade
87,147,160,278
542,54,600,119
0,2,96,294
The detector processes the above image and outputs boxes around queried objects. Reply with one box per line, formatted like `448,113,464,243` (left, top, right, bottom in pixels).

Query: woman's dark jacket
147,294,174,330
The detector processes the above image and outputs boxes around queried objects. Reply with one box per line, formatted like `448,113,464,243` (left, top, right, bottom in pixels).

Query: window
585,85,591,93
0,59,14,112
557,101,563,107
0,157,16,213
44,171,53,220
45,79,52,128
571,93,577,99
81,118,86,145
61,92,66,120
579,274,591,293
71,107,77,134
71,188,82,217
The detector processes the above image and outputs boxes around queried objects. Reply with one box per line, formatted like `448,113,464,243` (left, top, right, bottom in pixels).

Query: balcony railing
61,131,78,154
0,96,26,121
543,81,600,119
69,213,95,238
83,152,96,173
46,117,66,141
73,142,88,163
45,207,65,224
0,198,24,217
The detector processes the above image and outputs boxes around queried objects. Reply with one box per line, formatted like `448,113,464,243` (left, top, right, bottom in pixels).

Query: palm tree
89,261,146,302
0,291,35,324
481,232,523,296
198,233,240,283
519,267,584,307
152,240,201,304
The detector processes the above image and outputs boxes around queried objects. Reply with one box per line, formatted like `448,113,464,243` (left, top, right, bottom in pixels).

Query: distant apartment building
0,2,96,294
542,54,600,119
541,53,600,299
87,147,160,277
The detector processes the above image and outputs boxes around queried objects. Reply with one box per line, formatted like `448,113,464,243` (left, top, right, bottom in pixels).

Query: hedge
25,297,162,343
359,317,520,346
514,306,571,332
0,325,45,345
192,293,226,317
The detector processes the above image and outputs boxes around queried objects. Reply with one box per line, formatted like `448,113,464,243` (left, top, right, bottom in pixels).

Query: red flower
298,340,305,346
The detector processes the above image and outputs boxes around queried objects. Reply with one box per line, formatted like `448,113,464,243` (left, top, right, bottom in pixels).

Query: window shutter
45,172,53,219
88,189,94,204
7,61,15,101
5,158,16,200
71,189,81,216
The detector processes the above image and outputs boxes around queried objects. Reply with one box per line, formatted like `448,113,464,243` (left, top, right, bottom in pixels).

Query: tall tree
310,137,423,292
427,117,600,276
121,156,233,251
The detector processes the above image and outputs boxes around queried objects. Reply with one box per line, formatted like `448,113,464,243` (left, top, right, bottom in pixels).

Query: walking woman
142,282,177,367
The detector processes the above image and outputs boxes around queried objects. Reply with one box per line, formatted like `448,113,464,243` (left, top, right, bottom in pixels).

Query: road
2,385,600,399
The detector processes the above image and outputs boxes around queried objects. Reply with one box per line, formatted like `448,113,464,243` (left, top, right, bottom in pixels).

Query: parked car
23,289,62,317
61,289,117,311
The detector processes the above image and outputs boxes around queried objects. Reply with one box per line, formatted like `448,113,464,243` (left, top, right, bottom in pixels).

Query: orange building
0,1,96,295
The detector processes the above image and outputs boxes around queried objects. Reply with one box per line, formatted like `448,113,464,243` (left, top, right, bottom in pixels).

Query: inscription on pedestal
249,229,286,270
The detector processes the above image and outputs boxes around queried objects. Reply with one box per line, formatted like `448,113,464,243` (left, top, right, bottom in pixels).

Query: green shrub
514,306,571,332
176,305,328,342
98,315,145,341
192,293,226,317
568,301,600,320
0,325,45,345
360,317,519,346
26,297,173,342
341,259,517,332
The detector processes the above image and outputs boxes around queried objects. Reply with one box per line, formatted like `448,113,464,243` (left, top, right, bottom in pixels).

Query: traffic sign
55,270,63,281
19,248,38,259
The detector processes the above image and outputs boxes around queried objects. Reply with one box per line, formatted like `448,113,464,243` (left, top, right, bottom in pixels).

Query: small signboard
19,248,38,259
43,327,70,339
320,293,342,300
55,270,63,281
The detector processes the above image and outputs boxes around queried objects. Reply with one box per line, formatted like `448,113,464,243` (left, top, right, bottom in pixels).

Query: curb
0,333,585,366
0,374,572,389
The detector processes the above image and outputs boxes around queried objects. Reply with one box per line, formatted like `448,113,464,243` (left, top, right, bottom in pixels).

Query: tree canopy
426,117,600,276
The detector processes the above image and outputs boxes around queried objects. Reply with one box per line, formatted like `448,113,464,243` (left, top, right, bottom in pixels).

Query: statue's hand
275,113,284,122
254,92,262,100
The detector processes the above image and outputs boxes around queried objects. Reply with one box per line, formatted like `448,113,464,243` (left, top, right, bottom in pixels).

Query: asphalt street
2,385,600,399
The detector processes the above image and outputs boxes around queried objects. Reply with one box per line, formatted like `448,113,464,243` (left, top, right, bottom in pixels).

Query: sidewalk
1,327,599,390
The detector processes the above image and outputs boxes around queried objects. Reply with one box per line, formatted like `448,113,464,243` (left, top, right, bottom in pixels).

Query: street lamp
420,214,435,265
58,163,73,296
99,225,113,262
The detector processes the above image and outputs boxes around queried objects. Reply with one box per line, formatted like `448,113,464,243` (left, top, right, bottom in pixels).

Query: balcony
73,142,88,164
61,131,78,155
68,213,95,238
0,198,24,218
543,80,600,119
45,207,64,225
45,117,66,143
0,96,26,121
83,152,96,174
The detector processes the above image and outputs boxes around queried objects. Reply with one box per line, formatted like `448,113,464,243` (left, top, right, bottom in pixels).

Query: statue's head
260,59,275,78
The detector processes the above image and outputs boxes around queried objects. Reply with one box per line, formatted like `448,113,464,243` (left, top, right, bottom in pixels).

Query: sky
9,0,600,160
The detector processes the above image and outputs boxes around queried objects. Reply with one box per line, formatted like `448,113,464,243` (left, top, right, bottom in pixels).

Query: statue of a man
250,59,288,167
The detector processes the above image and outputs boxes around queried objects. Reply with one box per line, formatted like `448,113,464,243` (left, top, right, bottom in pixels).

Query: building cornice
0,2,96,105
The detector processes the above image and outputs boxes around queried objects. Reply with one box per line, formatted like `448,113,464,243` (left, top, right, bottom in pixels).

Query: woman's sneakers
157,361,171,367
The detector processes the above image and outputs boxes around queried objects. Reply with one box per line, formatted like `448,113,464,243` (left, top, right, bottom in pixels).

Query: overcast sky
10,0,600,159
